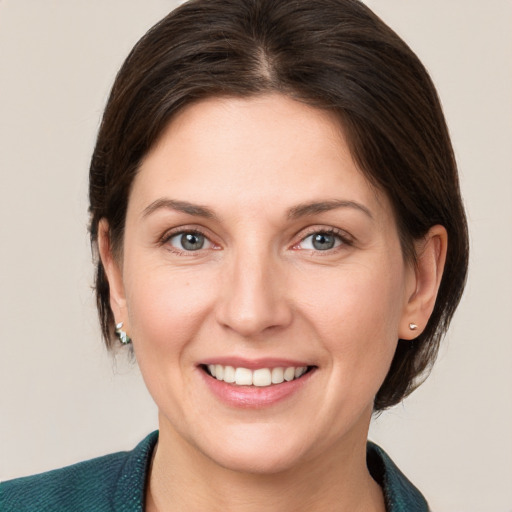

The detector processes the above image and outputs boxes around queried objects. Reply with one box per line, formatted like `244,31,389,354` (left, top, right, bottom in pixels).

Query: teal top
2,432,429,511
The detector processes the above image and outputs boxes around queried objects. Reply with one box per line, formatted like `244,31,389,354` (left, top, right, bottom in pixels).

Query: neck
146,415,385,512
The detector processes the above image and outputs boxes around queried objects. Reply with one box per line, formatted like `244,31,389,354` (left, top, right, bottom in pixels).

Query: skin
100,94,447,511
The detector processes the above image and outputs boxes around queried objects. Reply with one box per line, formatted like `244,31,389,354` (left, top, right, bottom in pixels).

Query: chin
208,445,304,475
194,423,312,475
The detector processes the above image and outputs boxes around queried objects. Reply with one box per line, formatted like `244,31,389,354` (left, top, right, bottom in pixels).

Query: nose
215,248,293,338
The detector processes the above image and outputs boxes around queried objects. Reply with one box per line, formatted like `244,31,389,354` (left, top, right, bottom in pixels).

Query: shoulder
1,431,158,512
367,441,430,512
2,452,127,511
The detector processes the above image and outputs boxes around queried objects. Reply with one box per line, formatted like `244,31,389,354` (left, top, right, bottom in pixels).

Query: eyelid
158,224,354,254
293,226,354,250
170,232,213,250
159,225,219,253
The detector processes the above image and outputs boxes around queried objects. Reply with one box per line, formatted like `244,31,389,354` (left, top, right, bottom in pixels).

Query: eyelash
160,227,215,256
294,227,353,253
159,226,353,255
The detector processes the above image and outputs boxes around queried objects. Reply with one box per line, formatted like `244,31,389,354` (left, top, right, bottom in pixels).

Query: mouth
200,364,316,387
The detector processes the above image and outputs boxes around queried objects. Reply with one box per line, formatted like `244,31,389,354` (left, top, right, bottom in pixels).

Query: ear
98,219,128,326
399,225,448,340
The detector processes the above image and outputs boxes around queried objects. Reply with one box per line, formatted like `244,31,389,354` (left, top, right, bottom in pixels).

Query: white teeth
253,368,272,387
223,365,236,383
284,367,295,381
295,366,307,378
235,367,253,385
206,364,309,387
271,367,284,384
215,364,224,381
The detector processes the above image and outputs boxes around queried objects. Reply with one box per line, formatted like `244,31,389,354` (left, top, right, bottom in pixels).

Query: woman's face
109,94,418,473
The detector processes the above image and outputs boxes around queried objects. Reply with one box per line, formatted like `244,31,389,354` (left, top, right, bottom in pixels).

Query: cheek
297,259,406,380
300,259,405,333
123,263,217,357
122,263,221,422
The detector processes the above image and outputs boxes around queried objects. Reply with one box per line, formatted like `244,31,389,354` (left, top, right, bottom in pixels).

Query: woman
3,0,468,510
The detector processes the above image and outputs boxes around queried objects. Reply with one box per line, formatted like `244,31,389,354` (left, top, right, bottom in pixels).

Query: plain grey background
1,1,511,511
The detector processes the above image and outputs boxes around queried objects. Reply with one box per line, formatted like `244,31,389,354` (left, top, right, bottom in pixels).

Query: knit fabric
2,432,428,511
367,441,429,511
2,432,157,512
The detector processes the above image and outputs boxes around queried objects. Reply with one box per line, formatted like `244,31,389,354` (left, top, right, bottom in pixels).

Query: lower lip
200,368,315,409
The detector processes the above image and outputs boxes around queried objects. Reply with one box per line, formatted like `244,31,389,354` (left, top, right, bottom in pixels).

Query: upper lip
199,357,314,370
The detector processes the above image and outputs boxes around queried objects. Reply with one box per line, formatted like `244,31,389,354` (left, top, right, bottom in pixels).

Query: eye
299,231,344,251
167,231,213,252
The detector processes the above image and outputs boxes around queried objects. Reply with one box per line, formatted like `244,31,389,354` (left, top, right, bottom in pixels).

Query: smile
205,364,310,387
199,360,317,408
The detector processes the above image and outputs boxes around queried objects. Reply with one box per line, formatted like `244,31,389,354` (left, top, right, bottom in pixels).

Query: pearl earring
115,322,131,344
409,323,418,331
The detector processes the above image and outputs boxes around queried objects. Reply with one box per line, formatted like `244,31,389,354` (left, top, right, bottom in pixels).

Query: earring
115,322,131,344
409,323,418,331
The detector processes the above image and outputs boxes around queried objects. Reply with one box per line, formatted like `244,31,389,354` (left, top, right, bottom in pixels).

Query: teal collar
367,441,429,511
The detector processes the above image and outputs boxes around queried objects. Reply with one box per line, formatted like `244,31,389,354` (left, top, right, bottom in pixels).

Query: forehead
132,94,390,221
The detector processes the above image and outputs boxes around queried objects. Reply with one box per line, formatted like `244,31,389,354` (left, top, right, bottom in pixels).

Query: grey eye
312,233,335,250
301,232,342,251
169,232,207,251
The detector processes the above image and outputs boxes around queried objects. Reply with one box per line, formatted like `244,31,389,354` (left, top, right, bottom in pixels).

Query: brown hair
89,0,468,410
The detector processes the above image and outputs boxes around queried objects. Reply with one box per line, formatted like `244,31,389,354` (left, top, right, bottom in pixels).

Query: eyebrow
142,198,372,221
287,199,373,220
142,199,218,220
